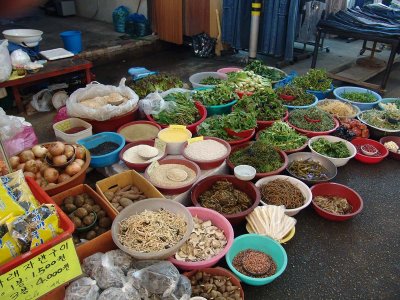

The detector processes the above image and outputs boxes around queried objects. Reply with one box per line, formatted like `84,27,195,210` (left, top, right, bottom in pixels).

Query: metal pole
248,0,262,59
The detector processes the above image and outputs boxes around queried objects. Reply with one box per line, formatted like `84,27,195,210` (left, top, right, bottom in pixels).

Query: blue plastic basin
333,86,382,111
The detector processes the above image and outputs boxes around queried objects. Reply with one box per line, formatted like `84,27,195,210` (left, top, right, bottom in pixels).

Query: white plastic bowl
308,135,357,167
255,175,312,216
234,165,256,181
158,127,192,155
189,72,228,89
3,29,43,47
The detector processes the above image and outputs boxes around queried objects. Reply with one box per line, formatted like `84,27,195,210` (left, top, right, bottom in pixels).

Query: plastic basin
169,207,234,270
255,128,309,154
378,98,400,110
191,175,261,225
283,94,318,110
117,120,161,143
146,102,207,134
217,67,242,74
225,234,287,286
3,29,43,47
181,137,231,170
227,142,288,180
316,99,361,121
333,86,382,111
308,135,357,167
310,183,364,221
357,110,400,139
306,84,334,100
379,136,400,160
77,132,125,168
205,99,238,116
60,30,82,54
351,138,389,164
256,110,289,132
287,117,340,138
255,175,312,216
119,139,168,172
189,72,228,89
227,129,256,146
111,198,194,259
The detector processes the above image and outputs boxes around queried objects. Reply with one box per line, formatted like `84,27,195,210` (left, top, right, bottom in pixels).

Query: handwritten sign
0,238,82,300
187,136,204,144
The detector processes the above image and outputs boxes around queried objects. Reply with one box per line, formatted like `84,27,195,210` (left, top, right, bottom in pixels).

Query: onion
74,159,85,168
10,156,20,169
53,155,67,166
58,173,71,183
64,145,75,159
40,164,49,175
35,172,42,180
19,150,35,163
75,146,86,160
25,160,39,173
65,162,81,176
32,145,48,158
35,159,43,169
23,171,35,178
44,168,59,183
35,179,43,186
47,183,56,187
49,142,65,156
17,163,25,171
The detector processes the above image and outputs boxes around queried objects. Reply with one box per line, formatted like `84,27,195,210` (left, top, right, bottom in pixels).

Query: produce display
289,107,336,132
80,92,128,108
128,73,184,98
232,249,277,278
103,184,148,212
275,85,316,106
244,60,286,82
317,100,358,118
235,90,287,121
227,70,272,93
339,91,377,103
175,217,227,262
230,141,283,173
199,180,252,215
88,142,120,156
118,209,187,253
354,144,382,157
122,144,163,164
293,69,332,91
184,139,228,161
189,271,242,300
380,100,400,111
313,195,353,215
200,76,223,85
118,123,160,141
194,84,238,106
257,121,308,151
152,92,200,126
147,163,197,188
359,109,400,131
311,138,351,158
259,179,305,209
287,159,329,181
384,141,400,153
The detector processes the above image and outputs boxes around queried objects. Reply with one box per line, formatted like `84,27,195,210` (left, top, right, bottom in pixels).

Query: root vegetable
84,198,94,205
44,168,59,183
49,142,65,156
25,160,39,173
96,210,106,218
117,206,124,212
75,208,88,218
82,204,93,213
119,198,133,208
19,150,35,163
35,172,42,180
74,159,85,167
65,162,81,176
64,196,74,205
53,155,67,166
91,205,101,213
75,146,86,160
96,228,107,235
65,203,77,213
40,163,49,175
35,159,43,169
58,173,71,183
99,217,111,228
86,230,96,240
83,214,95,226
10,156,20,168
32,145,48,158
47,183,57,187
23,172,35,178
17,163,25,171
74,195,85,207
104,191,114,201
72,216,82,228
64,145,75,159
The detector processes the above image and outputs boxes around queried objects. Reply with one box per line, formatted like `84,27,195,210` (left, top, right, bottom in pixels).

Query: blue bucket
60,31,82,54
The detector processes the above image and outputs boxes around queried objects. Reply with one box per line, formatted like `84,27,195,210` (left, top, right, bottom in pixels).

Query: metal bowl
286,152,337,185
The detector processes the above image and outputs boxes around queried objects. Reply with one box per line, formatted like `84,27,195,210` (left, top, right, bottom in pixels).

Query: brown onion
35,172,42,180
65,162,81,176
44,168,59,183
74,159,85,168
64,145,75,159
10,156,20,169
53,155,67,166
47,183,56,187
17,163,25,171
23,171,35,178
35,159,43,169
32,145,48,158
19,150,35,163
49,142,65,156
58,173,71,183
75,146,86,160
40,164,49,175
25,160,39,173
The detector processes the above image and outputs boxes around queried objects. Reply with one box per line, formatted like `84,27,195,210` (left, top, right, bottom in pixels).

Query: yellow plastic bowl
245,224,296,244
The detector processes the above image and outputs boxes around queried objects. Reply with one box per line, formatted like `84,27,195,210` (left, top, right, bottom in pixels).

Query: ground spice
88,142,119,156
184,139,228,161
232,249,277,278
119,124,160,141
148,164,196,188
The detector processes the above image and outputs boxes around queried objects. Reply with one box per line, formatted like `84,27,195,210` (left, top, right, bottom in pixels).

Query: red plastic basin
379,136,400,161
351,138,389,164
227,129,256,146
310,182,363,221
117,120,162,143
191,174,261,225
256,110,289,132
287,117,339,138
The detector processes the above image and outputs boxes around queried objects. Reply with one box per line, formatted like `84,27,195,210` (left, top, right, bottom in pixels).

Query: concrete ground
17,38,400,299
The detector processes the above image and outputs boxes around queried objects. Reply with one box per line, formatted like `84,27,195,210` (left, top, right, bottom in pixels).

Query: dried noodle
260,179,305,209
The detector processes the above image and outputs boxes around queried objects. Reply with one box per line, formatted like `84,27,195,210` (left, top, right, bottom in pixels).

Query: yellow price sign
169,125,186,130
0,238,82,300
187,136,204,144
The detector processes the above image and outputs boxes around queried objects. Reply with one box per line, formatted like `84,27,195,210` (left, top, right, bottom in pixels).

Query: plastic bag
0,40,12,82
164,275,191,300
98,282,141,300
51,90,68,110
31,89,53,112
91,253,125,289
105,249,134,274
273,71,297,88
66,78,139,121
82,252,104,276
139,88,190,115
192,33,216,58
113,6,130,33
64,277,100,300
10,49,31,67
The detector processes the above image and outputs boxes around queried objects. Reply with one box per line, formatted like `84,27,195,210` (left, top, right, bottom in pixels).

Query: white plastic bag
64,277,100,300
10,49,30,67
0,40,12,82
67,78,139,121
139,88,190,115
31,89,53,112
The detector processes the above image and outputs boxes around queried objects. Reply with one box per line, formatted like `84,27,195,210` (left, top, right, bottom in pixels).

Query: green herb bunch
130,74,184,98
311,138,351,158
275,85,316,106
244,60,286,82
227,71,272,93
293,69,332,91
340,91,377,103
289,107,335,131
361,109,400,130
194,84,238,106
200,76,223,85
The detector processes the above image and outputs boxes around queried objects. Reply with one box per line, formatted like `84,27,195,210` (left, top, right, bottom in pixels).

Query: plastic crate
0,177,74,274
53,117,93,144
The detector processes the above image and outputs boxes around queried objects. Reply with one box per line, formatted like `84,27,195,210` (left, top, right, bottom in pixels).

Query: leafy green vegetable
200,76,223,85
380,99,400,111
129,74,184,98
197,111,257,141
340,92,377,103
293,69,332,91
153,92,199,126
258,121,308,151
275,85,316,106
360,109,400,130
227,71,272,93
230,140,283,173
193,85,238,106
289,107,336,132
244,60,286,82
235,90,287,121
311,138,351,158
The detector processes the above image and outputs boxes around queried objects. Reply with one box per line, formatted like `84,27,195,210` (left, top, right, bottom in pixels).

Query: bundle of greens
227,70,272,93
275,85,316,106
360,109,400,130
289,107,336,132
229,140,283,173
293,69,332,91
311,138,351,158
197,111,257,141
129,74,184,98
244,60,286,82
340,91,377,103
193,84,238,106
258,121,308,151
152,92,200,126
200,76,223,85
235,90,287,121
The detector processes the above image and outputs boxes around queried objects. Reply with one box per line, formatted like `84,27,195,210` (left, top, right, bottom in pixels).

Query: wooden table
0,58,93,112
311,26,400,93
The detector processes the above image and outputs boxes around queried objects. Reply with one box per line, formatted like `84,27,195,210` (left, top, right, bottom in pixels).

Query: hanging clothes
326,0,347,15
297,1,327,44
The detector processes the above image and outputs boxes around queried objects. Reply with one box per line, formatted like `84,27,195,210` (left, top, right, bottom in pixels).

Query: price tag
147,161,160,175
0,238,82,300
169,125,186,130
187,136,204,144
154,138,167,154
